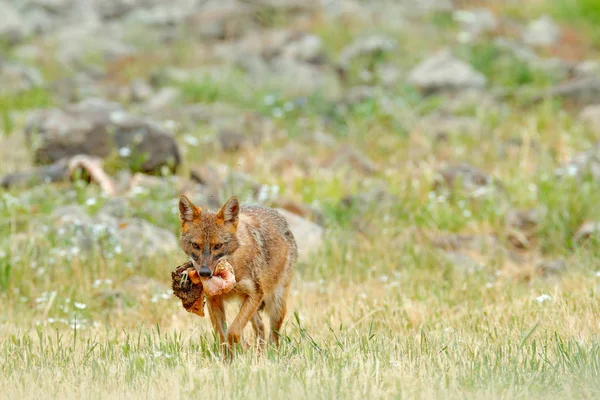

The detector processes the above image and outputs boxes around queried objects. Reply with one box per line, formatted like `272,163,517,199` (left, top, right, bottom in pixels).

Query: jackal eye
192,242,200,250
212,243,223,251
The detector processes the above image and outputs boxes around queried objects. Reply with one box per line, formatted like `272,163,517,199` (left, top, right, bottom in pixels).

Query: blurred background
1,0,600,383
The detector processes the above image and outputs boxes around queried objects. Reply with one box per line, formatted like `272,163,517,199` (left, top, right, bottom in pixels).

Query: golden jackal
178,195,298,349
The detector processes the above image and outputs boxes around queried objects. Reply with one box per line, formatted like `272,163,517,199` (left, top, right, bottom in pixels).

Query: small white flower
183,134,199,146
272,108,283,118
263,94,276,106
535,294,552,304
595,271,600,278
379,275,389,283
85,198,97,206
74,302,87,310
119,147,132,157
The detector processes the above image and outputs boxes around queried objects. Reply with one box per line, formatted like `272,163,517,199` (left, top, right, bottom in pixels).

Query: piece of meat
171,261,205,317
200,260,236,297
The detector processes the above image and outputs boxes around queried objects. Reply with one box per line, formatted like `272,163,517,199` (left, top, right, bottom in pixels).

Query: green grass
2,1,600,398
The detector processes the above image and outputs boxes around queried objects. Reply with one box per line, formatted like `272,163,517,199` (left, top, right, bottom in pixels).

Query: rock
189,164,262,197
1,159,69,189
435,163,500,195
129,78,153,102
375,63,401,87
408,49,486,93
52,205,95,227
441,251,483,273
555,143,600,180
419,114,483,141
51,204,178,257
505,208,541,249
453,8,497,42
26,100,181,174
276,208,324,263
217,129,251,152
522,16,560,48
121,276,169,295
270,197,324,226
340,182,397,213
574,60,600,78
0,62,44,94
324,145,377,175
115,218,178,256
0,2,26,44
432,233,500,253
338,35,396,70
186,1,255,40
536,259,566,276
506,208,540,232
531,77,600,107
580,104,600,131
144,87,181,111
281,34,324,64
574,221,600,243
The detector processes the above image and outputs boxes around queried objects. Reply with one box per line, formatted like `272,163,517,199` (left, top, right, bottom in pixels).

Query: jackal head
178,195,240,278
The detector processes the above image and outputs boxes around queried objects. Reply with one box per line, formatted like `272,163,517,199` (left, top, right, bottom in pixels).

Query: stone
435,163,500,195
281,34,324,64
579,104,600,131
276,208,324,263
536,259,566,276
574,221,600,243
522,15,560,48
0,62,44,94
408,49,486,92
531,77,600,107
453,8,497,42
338,35,396,69
1,159,69,189
115,218,178,256
555,143,600,181
25,100,181,174
324,145,377,175
0,1,26,44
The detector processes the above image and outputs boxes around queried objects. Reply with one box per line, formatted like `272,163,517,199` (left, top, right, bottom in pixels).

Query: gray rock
441,251,483,273
52,204,95,227
1,159,69,189
579,104,600,131
419,114,483,141
555,143,600,180
574,221,600,243
186,1,255,40
338,35,396,69
324,145,377,175
25,100,181,174
574,60,600,78
453,8,497,42
408,49,486,92
0,62,44,94
115,218,178,256
276,208,324,263
536,259,566,276
531,77,600,107
435,163,500,196
281,34,324,64
51,204,178,257
129,78,153,102
143,87,181,111
523,15,560,48
0,1,26,44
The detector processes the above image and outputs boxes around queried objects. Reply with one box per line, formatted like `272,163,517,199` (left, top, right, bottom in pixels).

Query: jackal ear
179,195,201,223
217,196,239,227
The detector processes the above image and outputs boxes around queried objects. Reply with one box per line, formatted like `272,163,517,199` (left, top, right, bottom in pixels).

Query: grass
2,0,600,398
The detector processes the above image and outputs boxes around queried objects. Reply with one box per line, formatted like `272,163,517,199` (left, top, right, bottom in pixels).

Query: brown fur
178,195,298,351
